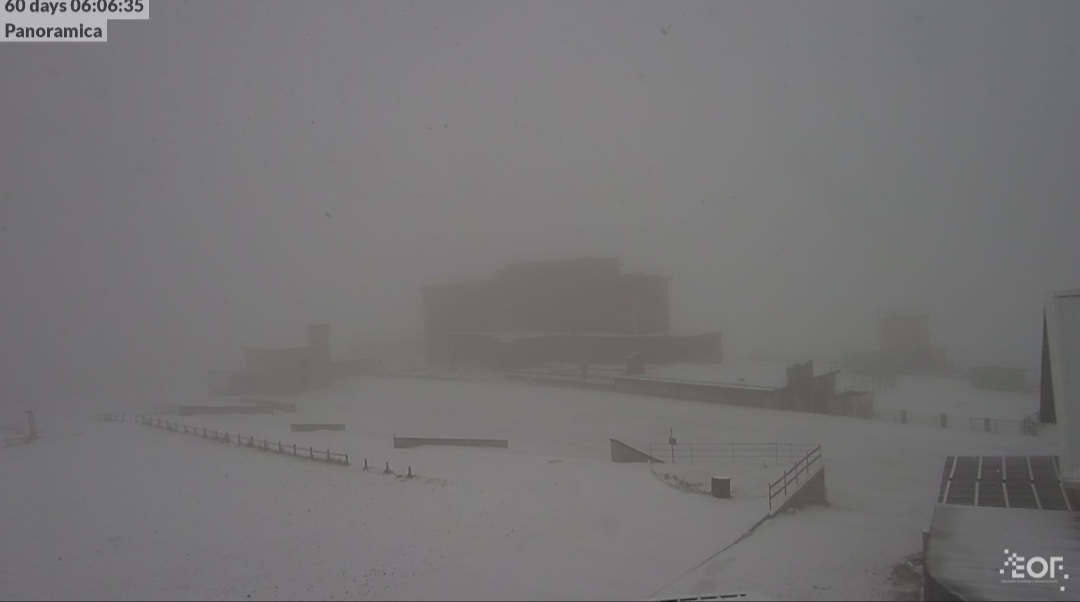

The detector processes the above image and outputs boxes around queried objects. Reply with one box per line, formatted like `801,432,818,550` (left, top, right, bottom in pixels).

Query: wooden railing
133,413,349,466
768,444,823,513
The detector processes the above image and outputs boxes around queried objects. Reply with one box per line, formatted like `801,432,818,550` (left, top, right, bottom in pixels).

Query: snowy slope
0,375,1059,600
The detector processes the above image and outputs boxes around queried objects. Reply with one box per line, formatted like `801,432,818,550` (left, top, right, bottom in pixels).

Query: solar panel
1030,456,1059,482
1004,456,1032,481
938,456,955,503
939,455,1069,511
946,481,976,506
977,480,1007,508
1034,482,1069,511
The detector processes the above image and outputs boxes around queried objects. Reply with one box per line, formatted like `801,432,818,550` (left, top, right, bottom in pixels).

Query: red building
422,257,721,369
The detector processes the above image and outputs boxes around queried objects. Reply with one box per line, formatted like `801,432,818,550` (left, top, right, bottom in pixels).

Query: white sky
1,0,1078,399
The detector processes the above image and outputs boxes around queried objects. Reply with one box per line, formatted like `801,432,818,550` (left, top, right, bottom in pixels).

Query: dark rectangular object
976,481,1007,508
290,424,346,432
1004,456,1032,482
1030,456,1059,482
177,405,273,416
979,456,1003,482
1034,482,1070,511
710,477,731,499
241,397,298,412
945,481,976,506
1004,481,1039,509
952,456,979,481
393,436,508,449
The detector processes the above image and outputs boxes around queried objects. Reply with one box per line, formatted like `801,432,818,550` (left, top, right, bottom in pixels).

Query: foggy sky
1,0,1078,401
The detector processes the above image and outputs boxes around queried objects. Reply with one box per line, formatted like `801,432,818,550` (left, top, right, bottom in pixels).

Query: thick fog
1,0,1077,401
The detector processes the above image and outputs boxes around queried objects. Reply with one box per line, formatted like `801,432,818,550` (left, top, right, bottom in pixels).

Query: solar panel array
937,455,1076,511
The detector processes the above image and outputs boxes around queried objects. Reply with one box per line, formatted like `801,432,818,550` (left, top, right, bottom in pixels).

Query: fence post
984,417,992,433
940,413,947,428
293,443,297,455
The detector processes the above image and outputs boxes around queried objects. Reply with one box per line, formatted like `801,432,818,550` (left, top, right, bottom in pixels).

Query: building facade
421,257,720,368
207,324,377,397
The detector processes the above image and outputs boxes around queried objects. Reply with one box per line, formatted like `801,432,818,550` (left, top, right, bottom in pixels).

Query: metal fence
768,444,823,513
872,407,1039,436
647,442,820,466
133,413,349,466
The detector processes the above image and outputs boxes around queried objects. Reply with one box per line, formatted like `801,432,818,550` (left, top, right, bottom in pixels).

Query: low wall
177,405,274,416
775,466,827,514
612,377,781,411
331,357,379,378
241,397,298,412
392,436,508,449
291,424,346,432
504,372,615,390
829,391,873,418
610,438,664,463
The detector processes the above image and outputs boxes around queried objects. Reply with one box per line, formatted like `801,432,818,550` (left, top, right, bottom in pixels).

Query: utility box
711,476,731,499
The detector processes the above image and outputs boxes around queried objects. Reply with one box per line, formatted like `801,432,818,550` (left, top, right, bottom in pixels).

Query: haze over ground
1,0,1077,401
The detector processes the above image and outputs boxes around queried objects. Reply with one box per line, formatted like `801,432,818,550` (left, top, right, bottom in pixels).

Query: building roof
443,330,718,341
925,504,1079,601
423,257,670,292
628,361,838,391
1044,289,1080,487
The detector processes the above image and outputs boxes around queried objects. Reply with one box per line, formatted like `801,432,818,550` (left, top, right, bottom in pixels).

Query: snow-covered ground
0,374,1059,600
868,374,1038,421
